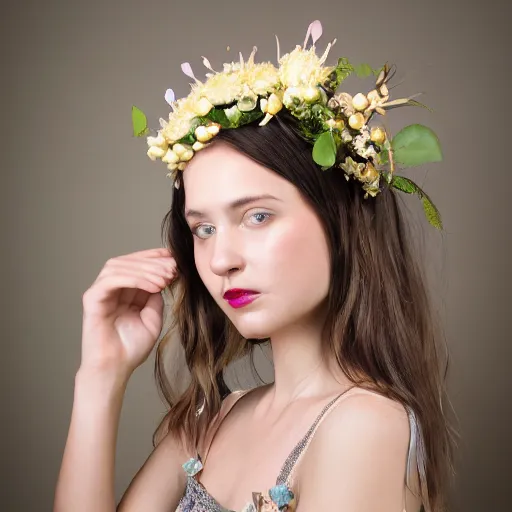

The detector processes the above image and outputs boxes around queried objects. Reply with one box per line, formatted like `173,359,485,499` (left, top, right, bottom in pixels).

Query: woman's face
182,142,331,340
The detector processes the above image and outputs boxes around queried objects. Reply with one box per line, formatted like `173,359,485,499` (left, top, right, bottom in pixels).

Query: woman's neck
265,321,352,410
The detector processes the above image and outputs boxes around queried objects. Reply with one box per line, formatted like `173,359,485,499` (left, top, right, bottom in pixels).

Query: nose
209,227,245,277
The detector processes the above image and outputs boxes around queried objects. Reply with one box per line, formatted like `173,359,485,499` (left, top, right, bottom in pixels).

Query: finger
117,247,172,260
140,292,165,336
87,274,165,305
99,262,174,287
110,265,168,306
109,259,176,278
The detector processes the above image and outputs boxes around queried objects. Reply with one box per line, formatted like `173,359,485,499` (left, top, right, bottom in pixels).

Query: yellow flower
161,90,202,143
200,48,278,107
239,61,279,95
199,64,278,107
201,71,244,106
278,45,334,89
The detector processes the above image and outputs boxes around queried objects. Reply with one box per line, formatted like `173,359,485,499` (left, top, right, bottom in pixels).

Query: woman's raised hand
80,247,177,379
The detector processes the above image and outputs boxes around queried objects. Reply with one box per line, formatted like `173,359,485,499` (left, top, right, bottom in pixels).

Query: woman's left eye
248,212,272,225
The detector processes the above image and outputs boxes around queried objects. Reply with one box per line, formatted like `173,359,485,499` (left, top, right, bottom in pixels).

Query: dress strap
198,389,251,465
275,386,357,487
275,388,421,512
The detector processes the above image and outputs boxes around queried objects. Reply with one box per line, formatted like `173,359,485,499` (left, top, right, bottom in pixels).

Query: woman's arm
53,367,187,512
296,392,416,511
116,412,188,512
54,368,130,512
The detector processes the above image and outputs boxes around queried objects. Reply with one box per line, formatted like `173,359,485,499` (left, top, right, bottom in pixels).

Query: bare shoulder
296,388,414,511
319,387,410,441
305,387,411,469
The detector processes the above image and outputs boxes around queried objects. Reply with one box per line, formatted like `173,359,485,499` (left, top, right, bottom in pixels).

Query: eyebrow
185,194,282,219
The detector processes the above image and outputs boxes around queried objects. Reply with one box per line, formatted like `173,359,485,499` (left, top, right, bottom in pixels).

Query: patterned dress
175,387,419,512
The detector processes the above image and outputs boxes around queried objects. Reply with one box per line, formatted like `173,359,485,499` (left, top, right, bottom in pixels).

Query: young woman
54,21,454,512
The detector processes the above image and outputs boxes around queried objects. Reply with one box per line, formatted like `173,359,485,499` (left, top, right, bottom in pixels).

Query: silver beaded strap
275,387,355,486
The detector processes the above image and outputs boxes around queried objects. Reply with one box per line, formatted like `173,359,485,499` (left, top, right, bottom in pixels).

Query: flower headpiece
132,20,443,229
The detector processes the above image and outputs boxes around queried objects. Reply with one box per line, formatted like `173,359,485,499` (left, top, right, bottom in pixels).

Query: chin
236,325,272,340
229,318,270,339
227,311,287,340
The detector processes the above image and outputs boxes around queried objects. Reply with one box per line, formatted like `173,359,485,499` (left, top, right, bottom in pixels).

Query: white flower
354,129,370,147
353,137,377,160
352,127,378,159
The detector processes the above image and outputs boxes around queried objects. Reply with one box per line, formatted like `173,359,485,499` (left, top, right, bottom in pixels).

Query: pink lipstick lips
223,288,260,309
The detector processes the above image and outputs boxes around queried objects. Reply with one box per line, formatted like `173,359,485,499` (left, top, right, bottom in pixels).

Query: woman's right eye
193,224,215,239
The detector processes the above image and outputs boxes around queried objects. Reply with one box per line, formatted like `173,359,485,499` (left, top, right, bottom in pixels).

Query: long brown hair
153,112,456,511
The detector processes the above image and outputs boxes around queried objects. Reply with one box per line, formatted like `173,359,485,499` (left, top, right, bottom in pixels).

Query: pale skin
54,142,421,512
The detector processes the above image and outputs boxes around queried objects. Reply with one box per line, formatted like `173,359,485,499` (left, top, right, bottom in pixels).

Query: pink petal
164,88,175,105
181,62,196,80
202,56,215,72
303,20,323,48
310,20,323,45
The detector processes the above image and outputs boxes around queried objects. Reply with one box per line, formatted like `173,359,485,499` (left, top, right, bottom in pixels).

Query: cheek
256,216,330,290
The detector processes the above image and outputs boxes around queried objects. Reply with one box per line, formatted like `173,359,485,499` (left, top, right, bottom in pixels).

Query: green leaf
421,196,443,230
391,175,443,229
236,109,264,127
204,108,231,128
354,63,374,78
131,106,149,137
176,133,196,145
221,105,263,128
312,131,337,168
336,57,354,80
176,118,203,145
391,175,419,194
323,57,354,92
202,105,264,132
391,124,443,167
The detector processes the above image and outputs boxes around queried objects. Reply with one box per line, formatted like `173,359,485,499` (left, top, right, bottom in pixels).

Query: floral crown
132,20,443,229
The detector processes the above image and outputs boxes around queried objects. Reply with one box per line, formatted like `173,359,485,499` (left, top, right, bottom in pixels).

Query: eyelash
191,211,273,239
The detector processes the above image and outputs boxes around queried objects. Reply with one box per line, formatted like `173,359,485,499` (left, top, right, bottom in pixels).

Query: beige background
1,0,511,510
